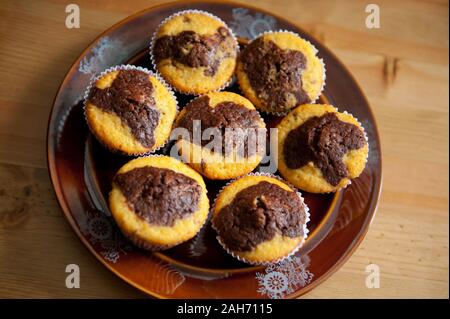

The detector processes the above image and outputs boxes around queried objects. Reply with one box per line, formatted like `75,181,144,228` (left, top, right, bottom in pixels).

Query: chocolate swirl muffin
236,31,325,113
109,156,209,250
152,11,238,94
174,91,266,180
212,174,309,264
85,67,177,155
277,104,369,193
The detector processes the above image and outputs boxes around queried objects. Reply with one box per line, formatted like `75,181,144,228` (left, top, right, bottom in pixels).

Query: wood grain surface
0,0,448,298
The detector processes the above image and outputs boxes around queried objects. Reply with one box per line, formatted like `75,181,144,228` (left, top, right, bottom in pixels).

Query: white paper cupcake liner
83,64,179,157
237,29,327,116
149,9,239,95
122,232,179,251
210,172,310,266
113,154,210,251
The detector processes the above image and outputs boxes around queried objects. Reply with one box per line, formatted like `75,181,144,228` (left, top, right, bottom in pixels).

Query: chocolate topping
213,181,306,252
88,70,160,148
176,96,264,158
114,166,202,226
154,27,236,76
240,38,311,112
283,112,366,186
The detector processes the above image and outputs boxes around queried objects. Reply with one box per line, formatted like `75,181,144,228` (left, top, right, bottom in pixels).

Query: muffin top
114,166,202,226
237,32,325,113
88,69,160,148
277,104,368,193
154,25,233,77
283,112,366,186
212,176,307,253
109,156,210,247
153,11,238,94
176,92,265,159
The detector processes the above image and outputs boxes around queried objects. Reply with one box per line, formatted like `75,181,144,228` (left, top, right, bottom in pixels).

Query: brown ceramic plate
47,0,382,299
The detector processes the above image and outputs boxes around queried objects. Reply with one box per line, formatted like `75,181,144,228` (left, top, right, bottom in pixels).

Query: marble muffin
237,31,325,113
277,104,369,193
109,156,209,250
152,10,238,95
174,91,266,180
85,67,177,155
212,174,309,264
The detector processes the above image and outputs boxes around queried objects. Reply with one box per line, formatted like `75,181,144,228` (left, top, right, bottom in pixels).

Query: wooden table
0,0,448,298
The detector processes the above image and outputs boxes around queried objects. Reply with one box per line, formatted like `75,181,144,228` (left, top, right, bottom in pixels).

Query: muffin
236,31,325,113
85,66,177,155
109,156,209,250
174,91,266,180
277,104,369,193
152,10,238,94
212,174,309,264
